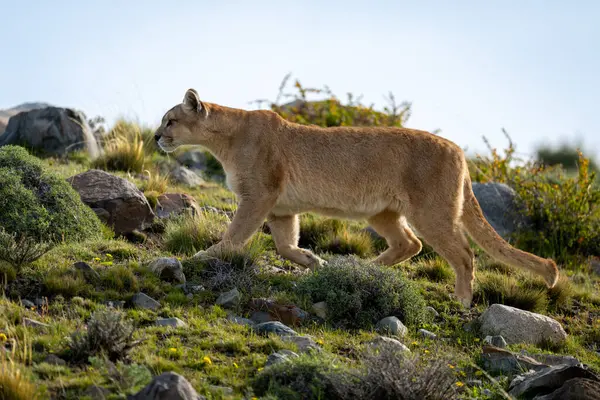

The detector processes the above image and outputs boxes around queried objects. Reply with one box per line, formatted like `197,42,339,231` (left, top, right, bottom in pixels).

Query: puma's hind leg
267,213,325,269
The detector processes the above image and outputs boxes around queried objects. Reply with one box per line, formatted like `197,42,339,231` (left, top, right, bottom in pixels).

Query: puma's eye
166,119,175,127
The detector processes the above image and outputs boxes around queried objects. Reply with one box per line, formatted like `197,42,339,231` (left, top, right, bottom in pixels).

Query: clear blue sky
1,0,599,160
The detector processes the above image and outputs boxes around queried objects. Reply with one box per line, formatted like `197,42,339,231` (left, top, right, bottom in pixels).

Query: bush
0,145,103,267
296,255,427,329
65,309,141,364
469,131,600,264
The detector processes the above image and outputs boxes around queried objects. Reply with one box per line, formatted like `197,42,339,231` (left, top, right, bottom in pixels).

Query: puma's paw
303,251,327,269
192,250,216,262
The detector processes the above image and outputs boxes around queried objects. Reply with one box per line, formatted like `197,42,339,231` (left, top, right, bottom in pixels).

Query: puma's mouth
157,138,178,153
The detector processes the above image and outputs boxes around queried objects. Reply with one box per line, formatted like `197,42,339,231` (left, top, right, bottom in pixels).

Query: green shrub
0,145,103,267
65,309,140,364
296,255,427,329
469,131,600,264
252,353,353,400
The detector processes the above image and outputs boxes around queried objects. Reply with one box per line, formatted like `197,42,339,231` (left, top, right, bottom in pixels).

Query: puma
153,88,559,307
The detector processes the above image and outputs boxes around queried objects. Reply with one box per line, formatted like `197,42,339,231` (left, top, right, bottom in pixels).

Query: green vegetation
0,77,598,399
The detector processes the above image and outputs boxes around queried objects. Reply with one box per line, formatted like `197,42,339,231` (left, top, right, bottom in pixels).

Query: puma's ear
183,88,203,113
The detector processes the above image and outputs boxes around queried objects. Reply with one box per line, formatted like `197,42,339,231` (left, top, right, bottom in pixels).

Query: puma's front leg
194,193,278,260
267,213,326,269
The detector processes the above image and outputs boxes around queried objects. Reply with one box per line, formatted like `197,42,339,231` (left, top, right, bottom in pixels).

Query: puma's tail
460,177,559,288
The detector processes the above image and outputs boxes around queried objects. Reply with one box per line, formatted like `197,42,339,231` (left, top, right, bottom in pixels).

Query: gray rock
0,106,100,157
472,182,531,239
132,293,161,311
479,304,567,346
156,318,187,328
227,315,255,326
216,288,241,309
425,306,439,318
250,311,273,324
176,150,207,170
265,350,300,367
21,299,35,308
22,318,50,329
171,166,205,188
376,316,408,337
418,329,437,340
68,169,155,235
155,193,201,219
253,321,297,336
73,261,101,282
509,365,600,399
367,336,410,354
312,301,328,319
281,335,321,353
84,385,111,400
481,345,548,375
532,378,600,400
484,335,508,348
44,354,66,366
149,258,185,284
127,371,205,400
520,351,582,368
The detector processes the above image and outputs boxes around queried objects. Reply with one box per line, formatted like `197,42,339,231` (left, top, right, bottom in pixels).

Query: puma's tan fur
154,88,559,307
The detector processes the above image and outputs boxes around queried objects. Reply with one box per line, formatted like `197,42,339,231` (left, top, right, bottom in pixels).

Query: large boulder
67,169,154,234
479,304,567,346
509,365,600,399
0,106,100,158
472,182,530,239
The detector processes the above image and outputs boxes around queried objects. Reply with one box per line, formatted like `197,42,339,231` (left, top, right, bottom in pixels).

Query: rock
0,106,101,157
149,258,185,284
155,193,201,219
249,298,309,326
84,385,111,400
44,354,66,366
73,261,101,282
250,311,273,324
21,299,35,308
176,150,207,170
418,329,437,340
509,365,600,399
68,169,155,235
519,351,582,368
375,316,408,337
367,336,410,354
216,288,241,309
253,321,297,337
281,335,320,353
127,371,205,400
532,378,600,400
479,304,567,346
481,345,549,375
34,297,47,306
132,293,161,311
425,306,439,318
171,166,205,187
484,335,507,348
265,350,300,367
472,182,531,239
312,301,328,319
590,256,600,276
227,315,255,326
156,318,187,328
22,318,50,329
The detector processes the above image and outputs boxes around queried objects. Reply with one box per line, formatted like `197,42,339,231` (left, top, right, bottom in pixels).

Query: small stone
250,311,273,324
171,166,205,188
44,354,66,366
156,317,187,328
132,293,161,311
149,257,186,284
481,345,548,375
376,316,408,337
281,335,320,353
253,321,297,336
22,318,49,329
367,336,410,354
227,315,255,326
84,385,111,400
312,301,328,319
418,329,437,340
216,288,241,309
73,261,101,282
128,371,205,399
21,299,35,308
466,379,483,387
484,335,508,348
265,350,300,367
186,285,205,293
425,306,439,318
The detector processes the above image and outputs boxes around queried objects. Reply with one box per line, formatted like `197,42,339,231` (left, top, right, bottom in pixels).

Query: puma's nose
154,134,160,142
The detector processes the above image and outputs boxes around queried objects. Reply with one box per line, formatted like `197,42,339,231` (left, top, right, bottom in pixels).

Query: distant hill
0,102,52,134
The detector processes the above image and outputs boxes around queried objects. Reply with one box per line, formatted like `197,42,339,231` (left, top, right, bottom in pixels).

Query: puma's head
154,88,210,153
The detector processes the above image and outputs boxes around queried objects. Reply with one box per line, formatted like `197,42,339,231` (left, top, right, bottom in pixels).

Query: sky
1,0,599,160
